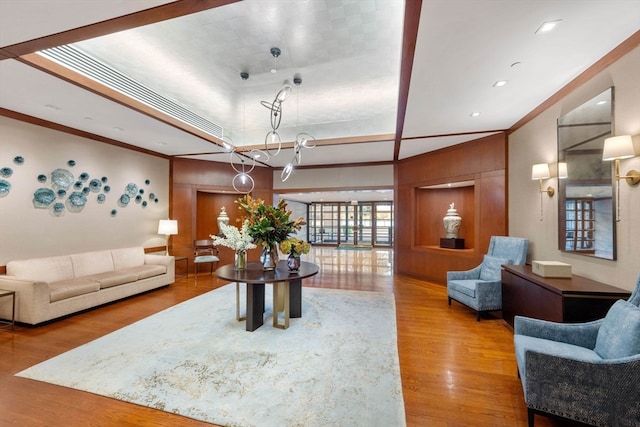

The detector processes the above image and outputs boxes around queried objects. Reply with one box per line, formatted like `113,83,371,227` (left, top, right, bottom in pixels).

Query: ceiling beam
393,0,423,162
0,0,239,58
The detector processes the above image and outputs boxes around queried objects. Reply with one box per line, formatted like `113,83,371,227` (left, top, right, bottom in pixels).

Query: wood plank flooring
0,248,577,426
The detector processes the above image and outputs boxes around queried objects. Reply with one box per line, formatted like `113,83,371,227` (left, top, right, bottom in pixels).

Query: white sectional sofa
0,247,175,325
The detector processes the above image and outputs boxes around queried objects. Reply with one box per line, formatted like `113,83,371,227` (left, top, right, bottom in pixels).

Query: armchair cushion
448,280,479,298
594,300,640,359
479,255,510,281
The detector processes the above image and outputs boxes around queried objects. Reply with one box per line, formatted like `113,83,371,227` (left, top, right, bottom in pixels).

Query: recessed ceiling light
44,104,61,110
156,141,167,146
535,19,562,34
493,80,507,87
113,127,124,131
470,112,481,117
596,100,607,105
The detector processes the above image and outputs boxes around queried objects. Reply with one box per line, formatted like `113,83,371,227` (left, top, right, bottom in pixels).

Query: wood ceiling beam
0,0,239,59
394,0,423,162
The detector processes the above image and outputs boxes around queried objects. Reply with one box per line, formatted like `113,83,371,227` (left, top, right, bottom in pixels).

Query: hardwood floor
0,248,576,426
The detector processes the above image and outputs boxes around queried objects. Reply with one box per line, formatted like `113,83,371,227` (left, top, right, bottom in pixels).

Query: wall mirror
557,87,615,260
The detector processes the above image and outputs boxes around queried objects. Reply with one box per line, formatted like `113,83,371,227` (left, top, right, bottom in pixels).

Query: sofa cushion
594,300,640,359
479,255,510,281
120,265,167,280
49,278,101,302
7,255,74,283
71,251,114,277
86,271,139,289
448,279,478,298
111,247,145,270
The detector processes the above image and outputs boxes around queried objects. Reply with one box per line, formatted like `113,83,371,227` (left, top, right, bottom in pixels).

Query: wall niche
415,181,475,250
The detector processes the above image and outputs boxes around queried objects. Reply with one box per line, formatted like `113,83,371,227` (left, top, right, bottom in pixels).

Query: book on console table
532,260,572,278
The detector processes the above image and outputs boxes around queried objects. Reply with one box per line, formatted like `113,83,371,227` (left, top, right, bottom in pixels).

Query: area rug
16,284,405,427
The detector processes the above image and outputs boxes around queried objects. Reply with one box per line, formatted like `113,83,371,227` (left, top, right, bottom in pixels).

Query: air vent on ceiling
38,45,223,139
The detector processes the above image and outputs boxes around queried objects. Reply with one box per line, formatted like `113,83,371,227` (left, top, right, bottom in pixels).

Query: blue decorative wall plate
0,179,10,197
89,179,102,192
125,183,138,196
33,188,56,208
0,167,13,178
67,191,87,212
51,169,74,190
13,156,25,165
52,203,65,216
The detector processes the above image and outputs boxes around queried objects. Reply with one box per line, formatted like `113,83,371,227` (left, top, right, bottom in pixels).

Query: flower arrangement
236,195,306,247
210,220,257,251
279,237,311,256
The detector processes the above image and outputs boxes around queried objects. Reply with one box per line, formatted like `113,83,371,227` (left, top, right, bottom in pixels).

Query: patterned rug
17,284,405,427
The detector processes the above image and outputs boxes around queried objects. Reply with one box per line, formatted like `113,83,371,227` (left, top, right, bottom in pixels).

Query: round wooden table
215,260,319,331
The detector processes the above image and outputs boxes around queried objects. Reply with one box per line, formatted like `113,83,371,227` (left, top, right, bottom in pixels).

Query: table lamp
158,219,178,255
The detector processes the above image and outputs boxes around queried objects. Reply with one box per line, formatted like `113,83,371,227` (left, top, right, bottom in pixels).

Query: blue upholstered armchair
514,274,640,427
447,236,528,321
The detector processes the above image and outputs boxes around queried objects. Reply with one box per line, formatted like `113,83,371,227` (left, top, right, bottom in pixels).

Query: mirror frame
557,87,616,260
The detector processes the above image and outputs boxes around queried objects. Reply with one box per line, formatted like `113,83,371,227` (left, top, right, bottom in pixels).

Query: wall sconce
157,219,178,255
531,163,554,221
602,135,639,222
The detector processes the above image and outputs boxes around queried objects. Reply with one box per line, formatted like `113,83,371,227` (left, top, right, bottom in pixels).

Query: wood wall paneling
395,132,507,284
171,158,273,274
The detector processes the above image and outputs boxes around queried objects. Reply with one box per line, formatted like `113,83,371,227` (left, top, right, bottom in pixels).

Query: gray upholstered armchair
514,274,640,427
447,236,528,321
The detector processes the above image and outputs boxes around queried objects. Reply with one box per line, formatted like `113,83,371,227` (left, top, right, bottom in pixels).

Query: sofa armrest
144,254,174,267
447,265,482,281
524,351,640,426
514,315,602,348
0,276,50,324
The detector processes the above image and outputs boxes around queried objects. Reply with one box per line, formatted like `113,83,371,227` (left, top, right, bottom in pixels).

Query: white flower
210,220,257,251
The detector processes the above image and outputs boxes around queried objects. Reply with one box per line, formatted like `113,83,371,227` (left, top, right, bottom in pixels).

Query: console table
215,260,319,331
502,264,631,328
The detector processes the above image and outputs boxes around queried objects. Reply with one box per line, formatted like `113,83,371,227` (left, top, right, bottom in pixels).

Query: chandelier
225,47,316,192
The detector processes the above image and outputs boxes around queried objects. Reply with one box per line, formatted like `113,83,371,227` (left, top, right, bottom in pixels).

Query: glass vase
234,250,247,270
287,252,301,272
260,242,278,271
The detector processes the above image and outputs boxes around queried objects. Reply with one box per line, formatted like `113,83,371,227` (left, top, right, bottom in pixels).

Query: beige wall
0,117,170,264
509,46,640,290
273,164,393,191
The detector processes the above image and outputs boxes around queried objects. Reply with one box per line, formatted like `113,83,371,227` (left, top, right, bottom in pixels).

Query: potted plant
210,220,256,270
236,195,306,270
279,237,311,271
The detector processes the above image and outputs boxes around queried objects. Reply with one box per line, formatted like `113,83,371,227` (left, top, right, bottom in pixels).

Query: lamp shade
558,162,568,179
531,163,550,180
602,135,635,161
158,219,178,235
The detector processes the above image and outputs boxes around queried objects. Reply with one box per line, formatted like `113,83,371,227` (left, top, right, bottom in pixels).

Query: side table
0,289,16,331
174,256,188,278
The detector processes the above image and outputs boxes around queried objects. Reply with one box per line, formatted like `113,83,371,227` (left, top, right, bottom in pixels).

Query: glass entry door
308,201,393,247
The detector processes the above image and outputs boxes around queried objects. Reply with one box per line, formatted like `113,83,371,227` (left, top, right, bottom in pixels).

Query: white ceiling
1,0,639,203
